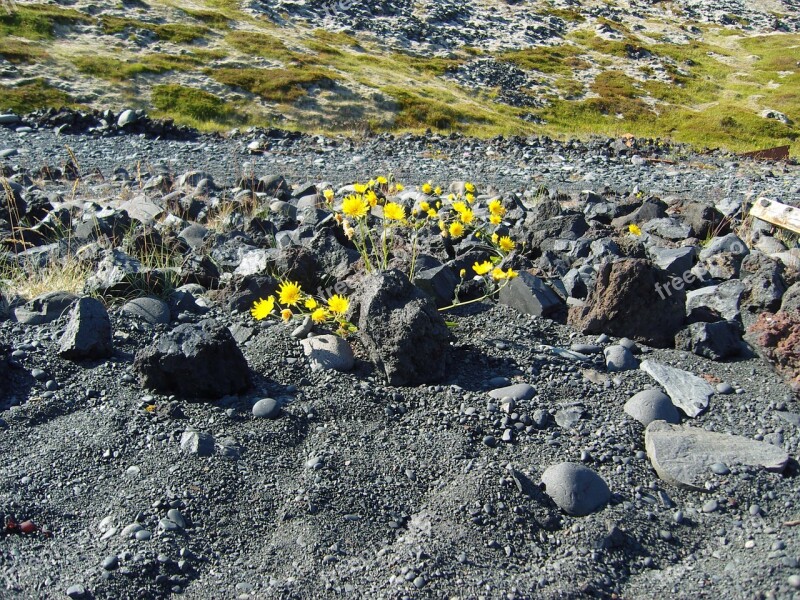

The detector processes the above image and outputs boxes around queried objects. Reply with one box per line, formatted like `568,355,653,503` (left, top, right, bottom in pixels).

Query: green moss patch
225,31,295,61
0,79,78,113
100,16,208,44
499,45,590,75
0,38,48,63
151,84,245,128
212,67,339,102
0,4,90,41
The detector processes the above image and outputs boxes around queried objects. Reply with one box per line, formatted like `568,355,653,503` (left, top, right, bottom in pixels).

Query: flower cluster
251,281,355,335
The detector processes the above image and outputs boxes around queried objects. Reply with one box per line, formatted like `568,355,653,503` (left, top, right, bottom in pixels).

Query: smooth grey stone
624,389,680,426
716,382,734,395
300,334,354,372
604,345,638,372
14,291,79,325
555,405,584,429
180,431,214,457
0,148,18,158
121,297,170,324
102,555,119,570
488,383,535,401
134,529,151,541
711,462,730,475
702,499,719,513
66,584,86,598
252,397,280,419
640,360,714,418
541,462,610,516
645,420,790,491
117,109,138,127
166,509,186,528
698,233,749,261
0,114,20,124
648,245,695,276
570,343,601,354
291,316,313,339
120,523,143,538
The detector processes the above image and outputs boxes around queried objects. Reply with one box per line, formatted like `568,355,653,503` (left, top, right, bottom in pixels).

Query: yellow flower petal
473,261,493,276
278,281,302,306
327,294,350,315
251,296,275,320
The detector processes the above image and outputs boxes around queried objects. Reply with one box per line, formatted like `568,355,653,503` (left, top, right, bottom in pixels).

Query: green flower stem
438,277,512,312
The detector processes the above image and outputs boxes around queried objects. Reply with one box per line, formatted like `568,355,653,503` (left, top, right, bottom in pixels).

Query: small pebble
702,499,719,513
102,555,119,571
710,463,730,475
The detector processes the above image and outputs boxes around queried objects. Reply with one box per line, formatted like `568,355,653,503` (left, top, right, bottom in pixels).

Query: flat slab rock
640,359,714,418
644,420,789,492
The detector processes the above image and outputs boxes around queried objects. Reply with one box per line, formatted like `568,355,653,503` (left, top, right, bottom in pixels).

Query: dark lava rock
568,258,685,348
499,271,563,317
355,269,452,386
675,320,742,360
58,297,113,360
134,318,250,399
13,291,79,325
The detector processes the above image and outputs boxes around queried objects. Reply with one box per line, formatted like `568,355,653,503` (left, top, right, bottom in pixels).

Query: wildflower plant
251,280,356,336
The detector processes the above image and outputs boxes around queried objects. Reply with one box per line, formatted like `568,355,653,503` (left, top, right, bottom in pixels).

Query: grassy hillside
0,0,797,154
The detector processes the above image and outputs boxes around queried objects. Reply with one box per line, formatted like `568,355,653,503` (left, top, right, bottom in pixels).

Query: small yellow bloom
384,202,405,221
304,297,317,310
311,307,328,323
473,261,493,276
491,268,507,281
421,182,433,195
459,208,474,225
367,179,376,188
328,294,350,315
323,189,335,203
628,223,643,236
281,308,293,321
434,186,442,195
452,201,467,214
489,214,502,225
459,268,466,278
465,193,475,204
395,183,404,192
498,236,515,252
506,268,519,279
250,296,275,320
342,195,368,219
447,193,456,202
419,201,430,212
449,222,465,238
278,281,302,306
465,182,475,193
376,175,388,185
488,199,506,217
491,232,499,244
342,219,355,240
427,208,437,218
353,183,367,194
365,189,378,207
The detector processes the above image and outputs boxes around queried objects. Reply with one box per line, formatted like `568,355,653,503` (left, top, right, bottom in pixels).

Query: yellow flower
488,199,506,217
465,182,475,193
419,201,430,212
395,183,404,192
465,193,475,204
251,296,275,320
434,186,442,196
311,307,328,323
427,208,437,218
459,268,466,278
342,219,355,240
365,189,378,207
327,294,350,315
323,189,335,203
447,193,455,202
473,261,493,276
506,268,518,279
281,308,292,321
376,175,388,185
421,182,433,195
489,214,502,225
342,195,368,219
491,232,499,244
629,223,643,236
304,297,317,310
452,201,467,214
498,236,515,252
459,208,474,225
491,268,507,281
438,220,447,231
449,222,465,238
384,202,405,221
367,179,376,188
353,183,367,194
278,281,302,306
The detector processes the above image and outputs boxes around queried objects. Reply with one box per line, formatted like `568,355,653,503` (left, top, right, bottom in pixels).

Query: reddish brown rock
746,311,800,392
568,258,685,348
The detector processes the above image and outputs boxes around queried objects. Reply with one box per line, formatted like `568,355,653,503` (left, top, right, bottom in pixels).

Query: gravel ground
1,123,800,599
